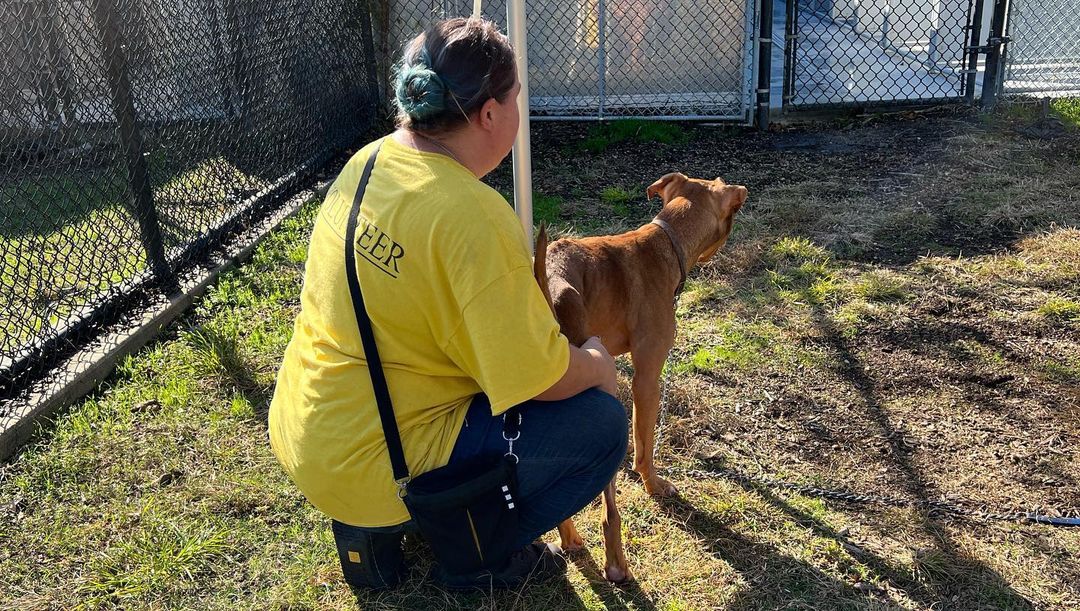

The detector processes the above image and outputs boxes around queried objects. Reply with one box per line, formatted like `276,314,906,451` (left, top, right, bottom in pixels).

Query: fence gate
783,0,978,108
1002,0,1080,96
380,0,759,122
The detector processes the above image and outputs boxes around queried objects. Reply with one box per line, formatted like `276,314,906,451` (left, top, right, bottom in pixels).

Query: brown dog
533,172,746,582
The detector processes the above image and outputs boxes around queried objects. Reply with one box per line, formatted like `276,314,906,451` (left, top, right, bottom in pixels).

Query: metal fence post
507,0,534,246
980,0,1010,109
597,0,606,119
964,0,986,103
757,0,773,129
782,0,796,110
38,0,77,126
89,0,174,291
358,0,382,109
928,29,940,68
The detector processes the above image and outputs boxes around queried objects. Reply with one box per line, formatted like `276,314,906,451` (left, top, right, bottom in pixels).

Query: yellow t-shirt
268,137,570,527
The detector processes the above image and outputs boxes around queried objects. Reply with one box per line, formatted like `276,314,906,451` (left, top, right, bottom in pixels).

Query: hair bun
395,64,447,121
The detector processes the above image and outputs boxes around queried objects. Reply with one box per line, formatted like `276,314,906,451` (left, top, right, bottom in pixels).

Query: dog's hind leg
600,478,632,583
630,327,678,497
557,519,585,552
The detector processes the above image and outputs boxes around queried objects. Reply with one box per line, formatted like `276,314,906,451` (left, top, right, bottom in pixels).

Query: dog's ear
646,173,687,203
728,185,748,212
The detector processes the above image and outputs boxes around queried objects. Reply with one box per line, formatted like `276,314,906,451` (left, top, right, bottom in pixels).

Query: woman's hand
581,336,618,396
533,336,619,402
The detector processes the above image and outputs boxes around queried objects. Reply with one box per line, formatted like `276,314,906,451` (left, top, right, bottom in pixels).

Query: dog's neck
649,218,687,299
646,187,726,301
655,194,723,263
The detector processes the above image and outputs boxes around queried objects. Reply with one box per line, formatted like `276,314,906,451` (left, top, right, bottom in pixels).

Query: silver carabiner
503,412,521,463
502,412,522,442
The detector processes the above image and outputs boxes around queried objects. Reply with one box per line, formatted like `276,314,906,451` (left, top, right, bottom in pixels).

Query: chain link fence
1,0,378,408
783,0,1080,110
784,0,974,108
3,0,1078,452
1003,0,1080,96
377,0,758,120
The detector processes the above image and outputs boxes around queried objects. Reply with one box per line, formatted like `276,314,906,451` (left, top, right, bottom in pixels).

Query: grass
677,316,782,373
0,155,263,354
1053,98,1080,127
503,191,563,225
1040,355,1080,383
852,271,910,303
1037,296,1080,322
581,120,688,153
601,186,638,217
1002,97,1080,129
75,517,233,606
4,109,1080,609
0,171,147,350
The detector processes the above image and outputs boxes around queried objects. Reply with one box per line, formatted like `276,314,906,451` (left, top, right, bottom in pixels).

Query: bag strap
342,140,411,487
343,139,525,492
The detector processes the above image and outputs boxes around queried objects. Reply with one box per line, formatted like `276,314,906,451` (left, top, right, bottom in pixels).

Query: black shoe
433,542,567,590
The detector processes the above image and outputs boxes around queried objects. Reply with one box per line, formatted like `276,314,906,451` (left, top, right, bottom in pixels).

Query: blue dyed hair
394,51,448,121
394,18,515,133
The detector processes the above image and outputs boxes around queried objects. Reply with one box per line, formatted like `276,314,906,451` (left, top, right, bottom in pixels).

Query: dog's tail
533,223,555,315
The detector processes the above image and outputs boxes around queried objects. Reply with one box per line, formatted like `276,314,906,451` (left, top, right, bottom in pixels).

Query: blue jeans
334,389,627,563
448,388,628,549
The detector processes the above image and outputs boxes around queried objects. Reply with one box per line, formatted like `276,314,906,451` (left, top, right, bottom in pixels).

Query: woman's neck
392,128,489,178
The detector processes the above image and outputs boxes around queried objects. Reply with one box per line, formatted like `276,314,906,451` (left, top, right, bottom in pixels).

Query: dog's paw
557,521,586,553
559,533,585,553
644,474,678,498
603,563,634,584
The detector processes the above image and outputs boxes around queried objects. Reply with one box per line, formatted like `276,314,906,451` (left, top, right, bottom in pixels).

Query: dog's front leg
600,478,632,583
630,340,678,497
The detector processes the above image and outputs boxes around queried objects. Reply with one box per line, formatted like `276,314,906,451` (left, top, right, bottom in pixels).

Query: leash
660,464,1080,527
653,353,673,460
651,335,1079,527
642,204,1076,528
652,295,680,459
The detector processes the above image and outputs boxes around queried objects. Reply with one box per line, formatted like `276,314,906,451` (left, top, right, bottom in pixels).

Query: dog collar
650,218,687,301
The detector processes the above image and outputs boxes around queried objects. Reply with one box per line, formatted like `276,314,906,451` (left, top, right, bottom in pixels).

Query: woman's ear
478,97,499,132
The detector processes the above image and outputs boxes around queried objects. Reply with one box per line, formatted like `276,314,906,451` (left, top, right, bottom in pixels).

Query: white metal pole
506,0,534,252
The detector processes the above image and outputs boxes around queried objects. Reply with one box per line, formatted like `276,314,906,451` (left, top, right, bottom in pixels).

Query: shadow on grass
0,122,289,242
183,323,274,418
664,226,1049,606
807,309,1036,609
0,169,131,239
346,563,595,611
713,461,1034,610
658,494,872,609
570,549,659,611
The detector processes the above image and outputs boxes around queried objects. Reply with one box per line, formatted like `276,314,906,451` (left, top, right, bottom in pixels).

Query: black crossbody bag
342,140,522,576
